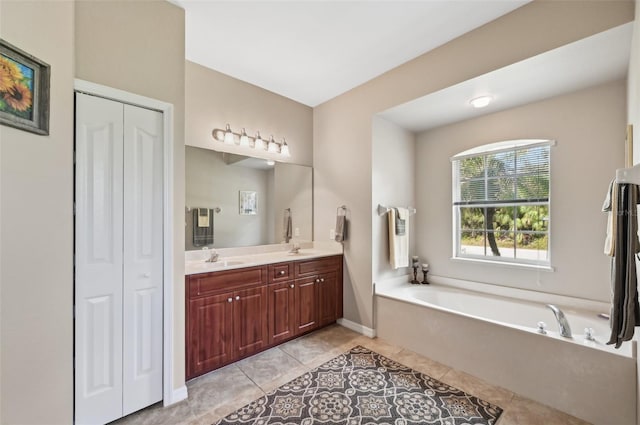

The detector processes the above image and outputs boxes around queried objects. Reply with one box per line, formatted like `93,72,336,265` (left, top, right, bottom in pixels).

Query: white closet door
75,93,125,425
122,104,164,415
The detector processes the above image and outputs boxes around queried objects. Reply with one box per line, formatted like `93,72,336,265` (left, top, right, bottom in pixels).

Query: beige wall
372,116,416,285
314,0,634,329
75,0,187,396
0,1,75,423
185,61,313,167
416,80,626,302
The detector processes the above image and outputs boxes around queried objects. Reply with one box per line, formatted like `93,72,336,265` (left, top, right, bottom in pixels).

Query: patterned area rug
214,345,503,425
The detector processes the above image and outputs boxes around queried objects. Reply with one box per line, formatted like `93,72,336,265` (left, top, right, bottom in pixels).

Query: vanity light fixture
254,132,265,150
267,135,279,153
223,123,235,144
212,124,291,157
239,128,250,147
469,95,493,109
280,138,290,157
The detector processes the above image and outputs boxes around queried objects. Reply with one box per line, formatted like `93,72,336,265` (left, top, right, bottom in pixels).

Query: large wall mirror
185,145,313,250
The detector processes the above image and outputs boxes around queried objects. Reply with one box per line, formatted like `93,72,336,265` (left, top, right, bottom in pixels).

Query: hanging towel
607,183,640,348
388,207,409,269
193,208,214,246
602,180,618,256
283,209,292,243
335,208,347,243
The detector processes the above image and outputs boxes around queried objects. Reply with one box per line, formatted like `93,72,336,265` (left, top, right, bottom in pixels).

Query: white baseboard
337,318,376,338
164,385,188,406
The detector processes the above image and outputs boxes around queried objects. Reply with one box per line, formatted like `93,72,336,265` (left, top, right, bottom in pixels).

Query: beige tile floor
111,324,589,425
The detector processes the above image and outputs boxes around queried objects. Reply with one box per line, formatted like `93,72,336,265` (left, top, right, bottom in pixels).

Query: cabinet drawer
188,266,267,298
295,255,341,277
268,262,293,283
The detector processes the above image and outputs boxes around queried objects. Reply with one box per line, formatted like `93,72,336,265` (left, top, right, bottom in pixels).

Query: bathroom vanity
185,253,343,380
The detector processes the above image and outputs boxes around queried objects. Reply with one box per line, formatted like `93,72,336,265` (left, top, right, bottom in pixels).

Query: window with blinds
451,139,553,266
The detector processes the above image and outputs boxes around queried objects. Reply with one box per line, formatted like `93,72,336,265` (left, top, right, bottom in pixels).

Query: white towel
388,207,409,269
603,180,618,256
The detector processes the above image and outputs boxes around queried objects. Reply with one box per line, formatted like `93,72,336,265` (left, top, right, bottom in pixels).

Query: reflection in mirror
185,146,312,250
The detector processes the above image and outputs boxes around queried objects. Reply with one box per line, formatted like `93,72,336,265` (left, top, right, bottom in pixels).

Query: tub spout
546,304,572,338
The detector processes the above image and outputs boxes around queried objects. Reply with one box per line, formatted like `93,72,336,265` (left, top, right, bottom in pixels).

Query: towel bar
377,204,416,216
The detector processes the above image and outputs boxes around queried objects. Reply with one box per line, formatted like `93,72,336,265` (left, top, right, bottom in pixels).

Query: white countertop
185,243,343,275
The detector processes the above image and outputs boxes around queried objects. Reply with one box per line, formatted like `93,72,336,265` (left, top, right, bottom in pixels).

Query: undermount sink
187,259,245,269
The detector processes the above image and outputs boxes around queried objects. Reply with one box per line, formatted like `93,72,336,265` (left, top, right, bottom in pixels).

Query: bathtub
374,276,637,425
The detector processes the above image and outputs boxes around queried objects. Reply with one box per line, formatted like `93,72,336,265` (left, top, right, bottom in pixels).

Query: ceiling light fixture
212,124,291,158
469,95,493,109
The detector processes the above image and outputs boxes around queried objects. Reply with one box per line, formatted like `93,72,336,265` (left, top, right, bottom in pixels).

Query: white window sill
450,256,555,272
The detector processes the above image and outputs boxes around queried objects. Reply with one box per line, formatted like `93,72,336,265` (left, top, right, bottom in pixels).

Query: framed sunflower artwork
0,39,50,135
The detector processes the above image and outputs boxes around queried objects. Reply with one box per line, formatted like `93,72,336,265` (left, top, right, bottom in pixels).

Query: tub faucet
546,304,572,338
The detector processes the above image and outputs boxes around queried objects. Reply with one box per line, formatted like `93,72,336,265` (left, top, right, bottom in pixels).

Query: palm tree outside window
451,139,554,267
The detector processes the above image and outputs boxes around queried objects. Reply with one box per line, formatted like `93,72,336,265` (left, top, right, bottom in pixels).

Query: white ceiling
172,0,530,107
378,23,633,133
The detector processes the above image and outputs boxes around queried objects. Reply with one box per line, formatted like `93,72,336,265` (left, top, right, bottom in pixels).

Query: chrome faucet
289,243,301,254
546,304,572,338
205,249,219,263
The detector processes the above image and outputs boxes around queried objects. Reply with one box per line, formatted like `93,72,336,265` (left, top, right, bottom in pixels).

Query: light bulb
223,123,235,144
469,96,492,108
280,138,290,157
254,132,265,150
267,135,279,153
266,160,275,166
239,128,250,146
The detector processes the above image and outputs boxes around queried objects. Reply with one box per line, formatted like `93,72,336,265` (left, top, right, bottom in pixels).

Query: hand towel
193,208,214,246
283,209,292,243
335,210,347,243
388,207,409,269
608,183,640,348
197,207,210,227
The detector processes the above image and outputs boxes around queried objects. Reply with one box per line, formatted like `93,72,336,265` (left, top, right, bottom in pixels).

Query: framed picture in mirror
239,190,257,215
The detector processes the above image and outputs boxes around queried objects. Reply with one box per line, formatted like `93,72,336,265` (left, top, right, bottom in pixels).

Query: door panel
295,276,318,334
75,93,124,425
268,282,296,345
235,286,268,358
317,272,337,326
123,104,164,415
188,293,234,378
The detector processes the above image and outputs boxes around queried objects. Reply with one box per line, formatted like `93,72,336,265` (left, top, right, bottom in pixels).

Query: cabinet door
268,281,296,345
318,271,338,327
234,285,269,358
295,276,318,334
187,292,234,379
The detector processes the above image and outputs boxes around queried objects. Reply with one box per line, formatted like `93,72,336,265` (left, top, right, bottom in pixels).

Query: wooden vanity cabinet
295,256,343,328
186,266,268,380
187,255,343,380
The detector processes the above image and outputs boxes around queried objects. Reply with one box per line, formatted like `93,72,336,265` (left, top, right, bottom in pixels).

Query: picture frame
0,38,50,135
239,190,258,215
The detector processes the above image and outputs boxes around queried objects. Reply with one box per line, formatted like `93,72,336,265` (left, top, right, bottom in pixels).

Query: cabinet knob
321,278,325,282
227,298,233,303
235,295,240,301
290,284,294,289
279,270,286,275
